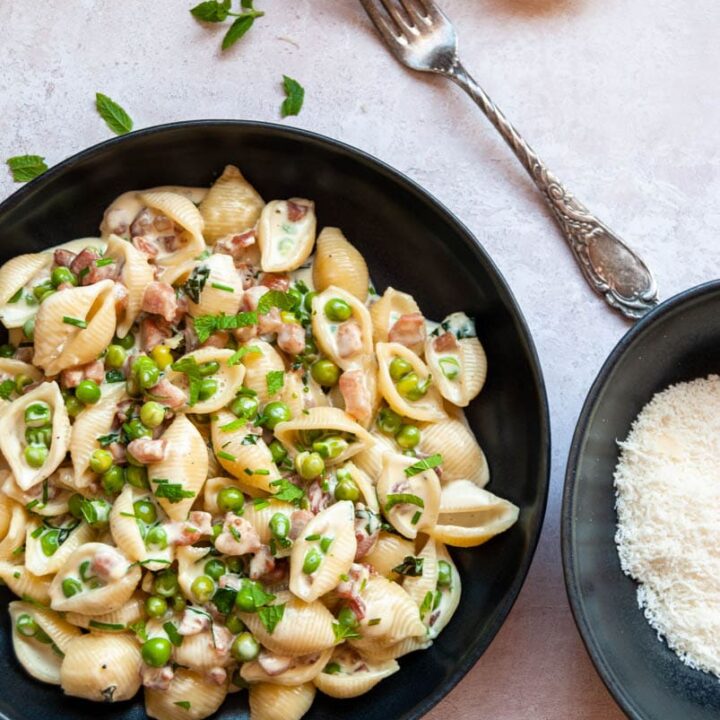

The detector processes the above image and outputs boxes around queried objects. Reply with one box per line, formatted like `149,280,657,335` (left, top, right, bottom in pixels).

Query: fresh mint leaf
212,587,237,615
256,290,294,315
152,478,195,503
95,93,133,135
332,621,360,642
6,155,48,182
183,264,210,304
163,621,184,647
257,603,285,634
384,493,424,512
392,556,424,577
404,453,443,477
222,14,255,50
269,478,304,506
266,370,284,397
280,75,304,118
190,0,231,22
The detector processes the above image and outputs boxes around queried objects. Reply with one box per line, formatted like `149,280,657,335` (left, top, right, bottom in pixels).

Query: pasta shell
33,280,117,375
0,501,29,561
242,496,296,543
239,591,336,656
273,406,373,466
242,647,333,686
311,286,373,370
419,416,489,487
352,432,395,482
25,519,94,576
174,630,232,671
345,462,379,511
9,600,82,685
106,234,155,337
0,561,52,603
176,545,212,599
369,287,421,344
139,191,206,284
70,382,126,489
376,452,441,540
376,342,446,423
149,415,209,521
65,592,145,631
2,466,75,518
49,543,141,614
145,667,227,720
165,347,245,414
241,340,286,405
312,227,369,302
198,164,265,243
363,531,416,579
430,479,519,547
187,252,244,318
0,492,13,538
281,370,306,419
249,682,316,720
425,334,487,407
356,635,431,663
257,199,316,272
430,543,462,637
211,410,279,493
0,358,43,404
290,501,357,602
0,253,53,328
60,633,142,702
313,646,399,698
0,382,71,491
49,237,107,256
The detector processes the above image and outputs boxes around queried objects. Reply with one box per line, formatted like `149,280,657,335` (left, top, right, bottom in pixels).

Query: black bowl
563,280,720,720
0,121,549,720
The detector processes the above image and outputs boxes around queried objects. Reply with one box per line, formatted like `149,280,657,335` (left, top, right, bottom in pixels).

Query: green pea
191,575,215,603
439,356,460,380
231,632,260,662
262,401,291,430
396,372,423,400
61,578,82,598
25,426,51,447
101,465,125,494
126,465,149,489
0,343,15,358
405,376,431,401
172,595,187,613
389,357,413,381
296,451,325,480
377,407,403,435
153,570,179,598
24,401,51,428
323,661,342,675
226,556,243,574
133,499,157,524
51,266,77,288
312,436,347,460
132,355,160,390
217,486,244,513
140,401,166,429
82,499,111,528
68,493,85,519
235,580,259,612
76,379,101,405
302,547,322,574
24,444,48,468
286,286,304,310
225,613,245,635
105,344,127,369
145,526,168,550
33,280,54,300
198,377,218,401
268,439,287,464
269,512,290,540
396,424,421,449
145,595,168,618
311,359,340,387
125,418,151,441
212,522,223,540
298,429,323,446
63,393,83,418
115,332,135,350
89,448,113,474
229,394,259,419
79,560,93,582
199,361,220,376
303,291,316,313
40,530,60,557
324,298,352,322
22,318,35,341
437,560,452,588
204,559,226,581
33,627,53,644
304,336,318,356
334,477,360,503
337,605,359,628
15,613,38,637
141,637,172,668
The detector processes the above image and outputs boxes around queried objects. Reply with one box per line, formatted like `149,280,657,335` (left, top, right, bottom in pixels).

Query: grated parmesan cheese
614,374,720,676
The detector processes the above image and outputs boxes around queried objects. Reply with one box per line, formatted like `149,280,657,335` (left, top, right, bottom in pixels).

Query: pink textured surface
3,1,720,718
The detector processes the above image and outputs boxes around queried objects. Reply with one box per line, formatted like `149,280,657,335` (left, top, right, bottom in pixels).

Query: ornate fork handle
449,60,658,319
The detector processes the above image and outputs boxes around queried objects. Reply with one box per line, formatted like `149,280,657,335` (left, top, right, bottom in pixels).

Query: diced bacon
114,399,133,424
258,306,283,335
215,513,262,556
140,316,172,351
183,324,199,353
214,230,257,264
306,480,332,514
277,322,305,355
83,359,105,384
336,320,363,359
201,331,228,349
90,547,126,581
207,667,227,686
289,510,314,541
354,518,379,560
53,248,76,268
260,558,288,586
159,234,180,252
130,208,155,237
168,511,213,547
339,369,372,425
60,359,105,388
149,378,187,410
258,651,293,676
178,608,210,636
243,285,269,311
113,283,129,313
218,574,242,591
248,545,276,580
211,624,234,655
233,325,258,343
56,282,73,291
127,437,167,464
154,215,173,232
142,282,177,322
108,442,126,464
111,222,129,238
286,199,311,223
81,260,120,286
132,235,160,258
260,273,290,292
60,367,84,389
433,331,459,353
14,346,33,363
336,563,369,620
141,665,174,690
173,293,189,323
388,312,426,352
69,247,100,276
236,262,258,289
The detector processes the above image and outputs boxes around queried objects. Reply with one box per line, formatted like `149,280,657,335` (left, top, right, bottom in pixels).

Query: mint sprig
95,93,133,135
190,0,264,51
280,76,304,118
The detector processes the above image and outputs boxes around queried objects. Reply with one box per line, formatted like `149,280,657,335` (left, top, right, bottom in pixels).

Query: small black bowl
563,280,720,720
0,121,549,720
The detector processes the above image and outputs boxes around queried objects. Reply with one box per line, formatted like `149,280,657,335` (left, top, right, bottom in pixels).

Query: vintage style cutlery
359,0,659,319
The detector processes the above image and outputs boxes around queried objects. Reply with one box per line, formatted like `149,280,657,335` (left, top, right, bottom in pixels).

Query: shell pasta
0,165,518,720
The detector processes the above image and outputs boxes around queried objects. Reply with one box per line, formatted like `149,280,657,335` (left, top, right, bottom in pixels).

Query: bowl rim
561,278,720,720
0,119,551,720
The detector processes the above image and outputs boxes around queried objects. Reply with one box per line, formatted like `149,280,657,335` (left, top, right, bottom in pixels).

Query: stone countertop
2,0,719,717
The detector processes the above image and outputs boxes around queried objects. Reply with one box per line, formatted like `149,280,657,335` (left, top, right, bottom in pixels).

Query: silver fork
359,0,658,319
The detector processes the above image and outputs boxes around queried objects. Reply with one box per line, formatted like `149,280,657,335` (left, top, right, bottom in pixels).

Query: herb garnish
332,621,360,643
193,313,257,344
183,264,210,304
280,75,305,118
190,0,265,51
95,93,134,135
152,478,195,503
392,556,424,577
269,478,304,506
257,603,285,634
6,155,48,182
266,370,284,396
404,453,443,477
384,493,425,512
